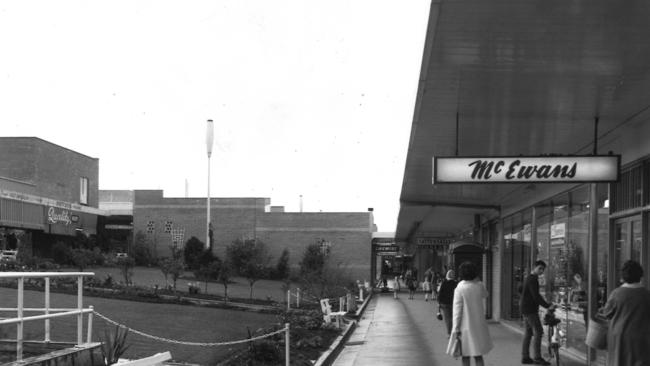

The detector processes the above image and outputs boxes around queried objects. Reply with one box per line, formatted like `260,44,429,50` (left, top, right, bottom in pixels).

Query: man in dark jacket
520,260,552,365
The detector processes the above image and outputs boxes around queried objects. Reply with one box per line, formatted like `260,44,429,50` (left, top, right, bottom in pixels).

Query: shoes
532,358,551,365
521,357,534,364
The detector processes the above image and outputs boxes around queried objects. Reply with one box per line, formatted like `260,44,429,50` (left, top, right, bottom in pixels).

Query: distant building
100,189,375,280
0,137,101,257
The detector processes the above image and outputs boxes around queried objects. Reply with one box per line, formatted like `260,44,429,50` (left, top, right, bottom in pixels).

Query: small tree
71,248,94,272
218,260,233,302
160,247,185,291
194,258,221,293
116,256,135,285
132,231,155,266
226,238,271,299
299,239,351,299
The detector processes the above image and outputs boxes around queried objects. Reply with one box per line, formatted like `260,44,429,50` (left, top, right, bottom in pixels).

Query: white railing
0,271,95,362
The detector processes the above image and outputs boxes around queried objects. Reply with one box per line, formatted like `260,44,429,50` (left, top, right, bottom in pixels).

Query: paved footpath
333,292,588,366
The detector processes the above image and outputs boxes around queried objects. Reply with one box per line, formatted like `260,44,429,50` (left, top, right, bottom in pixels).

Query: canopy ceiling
396,0,650,241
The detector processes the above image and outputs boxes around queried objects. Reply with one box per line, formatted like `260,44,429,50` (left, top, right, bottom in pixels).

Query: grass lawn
0,287,280,365
82,266,304,304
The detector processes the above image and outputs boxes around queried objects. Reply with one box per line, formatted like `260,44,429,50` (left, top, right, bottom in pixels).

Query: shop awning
397,0,650,241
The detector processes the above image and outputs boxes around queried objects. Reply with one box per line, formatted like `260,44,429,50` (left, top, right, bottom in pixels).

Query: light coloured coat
446,279,493,357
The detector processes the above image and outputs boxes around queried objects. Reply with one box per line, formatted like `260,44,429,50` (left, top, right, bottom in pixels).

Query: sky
0,1,431,232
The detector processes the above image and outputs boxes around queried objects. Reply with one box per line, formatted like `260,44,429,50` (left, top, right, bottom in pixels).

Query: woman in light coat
446,261,493,366
600,260,650,366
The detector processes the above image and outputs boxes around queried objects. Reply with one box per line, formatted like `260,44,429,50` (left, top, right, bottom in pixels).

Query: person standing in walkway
406,269,417,300
600,260,650,366
438,269,458,335
446,261,493,366
520,260,552,365
423,267,433,301
393,273,401,299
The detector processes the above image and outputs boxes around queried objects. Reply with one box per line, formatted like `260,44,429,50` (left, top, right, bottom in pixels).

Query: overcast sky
0,1,431,232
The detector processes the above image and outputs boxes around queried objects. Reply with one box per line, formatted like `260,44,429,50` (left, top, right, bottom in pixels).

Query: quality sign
433,155,620,183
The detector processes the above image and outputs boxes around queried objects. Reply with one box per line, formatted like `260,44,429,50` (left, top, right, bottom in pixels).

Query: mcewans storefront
396,1,650,365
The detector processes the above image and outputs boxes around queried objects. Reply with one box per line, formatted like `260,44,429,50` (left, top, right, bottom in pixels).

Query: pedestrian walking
446,261,492,366
394,273,401,299
438,269,458,335
432,271,442,300
423,267,433,301
520,260,552,365
406,269,416,300
600,259,650,366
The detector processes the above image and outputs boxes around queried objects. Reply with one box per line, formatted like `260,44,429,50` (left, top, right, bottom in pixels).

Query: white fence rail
0,271,95,362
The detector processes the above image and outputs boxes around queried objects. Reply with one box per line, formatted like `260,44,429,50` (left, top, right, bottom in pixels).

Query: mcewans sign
433,155,620,183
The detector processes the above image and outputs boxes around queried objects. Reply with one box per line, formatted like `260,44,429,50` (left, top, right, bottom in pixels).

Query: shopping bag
585,315,608,350
446,334,462,358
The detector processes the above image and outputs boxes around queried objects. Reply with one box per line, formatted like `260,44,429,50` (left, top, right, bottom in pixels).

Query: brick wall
0,137,37,182
133,190,373,280
0,137,99,207
133,191,267,258
256,212,372,281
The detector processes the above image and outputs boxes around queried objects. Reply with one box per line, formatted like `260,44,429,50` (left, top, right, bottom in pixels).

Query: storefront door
613,215,642,285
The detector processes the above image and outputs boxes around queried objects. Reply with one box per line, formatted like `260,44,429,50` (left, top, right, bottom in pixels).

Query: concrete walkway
333,292,588,366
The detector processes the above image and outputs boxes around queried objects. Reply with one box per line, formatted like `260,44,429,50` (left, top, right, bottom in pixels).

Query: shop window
596,183,609,309
564,186,590,353
80,177,89,205
611,163,644,213
502,216,513,319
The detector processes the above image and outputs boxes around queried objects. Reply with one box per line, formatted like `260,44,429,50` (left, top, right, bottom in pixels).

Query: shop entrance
449,240,485,279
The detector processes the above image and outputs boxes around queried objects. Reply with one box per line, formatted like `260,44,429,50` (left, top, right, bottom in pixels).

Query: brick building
103,189,375,281
0,137,101,257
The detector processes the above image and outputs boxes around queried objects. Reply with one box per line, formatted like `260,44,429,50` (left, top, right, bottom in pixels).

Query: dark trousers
440,304,453,335
522,312,544,359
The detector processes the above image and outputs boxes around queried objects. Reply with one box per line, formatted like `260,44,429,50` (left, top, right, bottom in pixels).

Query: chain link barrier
93,311,287,347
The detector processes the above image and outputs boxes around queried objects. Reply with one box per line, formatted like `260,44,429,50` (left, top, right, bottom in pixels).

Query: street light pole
206,119,214,251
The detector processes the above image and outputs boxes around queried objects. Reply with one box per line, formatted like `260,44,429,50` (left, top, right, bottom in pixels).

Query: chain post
285,322,290,366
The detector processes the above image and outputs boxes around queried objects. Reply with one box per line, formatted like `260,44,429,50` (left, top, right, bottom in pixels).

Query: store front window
613,215,642,286
565,187,589,354
502,211,532,320
529,185,609,363
535,202,552,301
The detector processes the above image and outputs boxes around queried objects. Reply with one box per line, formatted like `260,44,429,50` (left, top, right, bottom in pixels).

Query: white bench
320,298,347,328
115,352,172,365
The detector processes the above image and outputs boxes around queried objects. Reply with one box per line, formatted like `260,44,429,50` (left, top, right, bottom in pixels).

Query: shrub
250,339,281,363
100,325,130,365
92,247,105,266
71,248,95,271
183,236,206,270
52,241,72,265
271,248,290,280
132,231,156,266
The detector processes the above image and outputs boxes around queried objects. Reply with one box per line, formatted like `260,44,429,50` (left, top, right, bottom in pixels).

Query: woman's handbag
585,315,608,350
436,307,443,321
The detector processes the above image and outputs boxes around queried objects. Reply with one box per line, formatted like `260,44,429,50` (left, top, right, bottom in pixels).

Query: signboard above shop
433,155,620,183
374,245,399,253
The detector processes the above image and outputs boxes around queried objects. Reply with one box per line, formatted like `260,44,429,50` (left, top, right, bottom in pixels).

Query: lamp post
206,119,214,250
